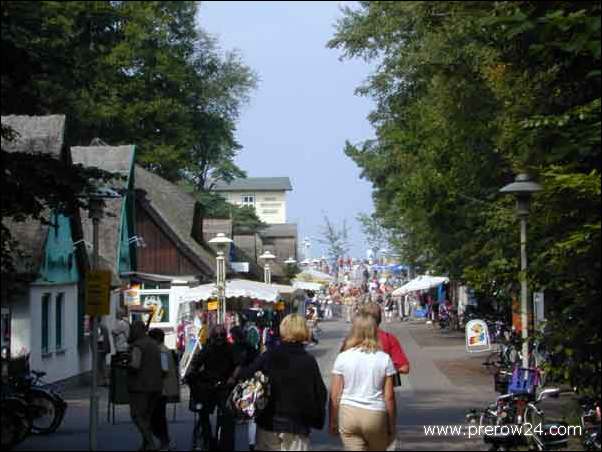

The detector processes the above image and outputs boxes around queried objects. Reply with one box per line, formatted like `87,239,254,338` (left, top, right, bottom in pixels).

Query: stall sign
207,301,220,311
275,301,286,311
124,283,141,306
465,319,491,353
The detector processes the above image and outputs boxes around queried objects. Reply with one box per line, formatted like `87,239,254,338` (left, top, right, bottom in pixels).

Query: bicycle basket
494,369,512,394
508,367,539,395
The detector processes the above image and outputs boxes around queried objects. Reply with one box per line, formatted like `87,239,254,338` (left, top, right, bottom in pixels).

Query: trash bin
108,354,130,423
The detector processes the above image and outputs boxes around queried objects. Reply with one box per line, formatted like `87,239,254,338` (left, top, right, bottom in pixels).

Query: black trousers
193,389,235,451
151,396,169,446
130,391,161,450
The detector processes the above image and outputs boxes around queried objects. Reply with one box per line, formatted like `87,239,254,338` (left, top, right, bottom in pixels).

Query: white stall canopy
295,269,334,283
178,279,282,303
292,281,324,292
392,275,449,296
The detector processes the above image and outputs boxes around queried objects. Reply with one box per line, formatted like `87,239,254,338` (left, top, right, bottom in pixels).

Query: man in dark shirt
127,320,163,451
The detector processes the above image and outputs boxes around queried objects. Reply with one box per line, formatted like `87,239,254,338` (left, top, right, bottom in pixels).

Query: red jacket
378,329,410,371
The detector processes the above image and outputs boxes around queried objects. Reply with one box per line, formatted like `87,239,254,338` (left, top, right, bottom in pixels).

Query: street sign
465,319,491,353
85,271,111,316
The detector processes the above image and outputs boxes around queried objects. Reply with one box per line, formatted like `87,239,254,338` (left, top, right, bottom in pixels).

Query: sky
197,1,376,260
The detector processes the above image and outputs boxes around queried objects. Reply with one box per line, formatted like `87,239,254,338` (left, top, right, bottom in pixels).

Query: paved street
15,319,499,451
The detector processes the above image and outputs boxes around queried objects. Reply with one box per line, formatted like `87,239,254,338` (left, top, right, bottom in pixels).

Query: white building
213,177,293,224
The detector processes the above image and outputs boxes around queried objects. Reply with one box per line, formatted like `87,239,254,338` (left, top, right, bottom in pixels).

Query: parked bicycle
8,367,67,435
467,387,569,451
580,395,601,451
1,384,32,450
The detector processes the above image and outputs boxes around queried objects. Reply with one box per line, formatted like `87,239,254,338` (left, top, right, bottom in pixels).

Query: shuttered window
42,293,51,354
55,293,64,350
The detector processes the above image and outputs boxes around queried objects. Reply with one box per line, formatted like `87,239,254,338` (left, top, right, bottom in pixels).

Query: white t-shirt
332,347,396,412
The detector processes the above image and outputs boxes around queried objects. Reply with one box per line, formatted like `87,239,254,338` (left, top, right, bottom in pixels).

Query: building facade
213,177,293,224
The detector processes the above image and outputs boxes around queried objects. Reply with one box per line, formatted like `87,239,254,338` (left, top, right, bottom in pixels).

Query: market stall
392,275,450,319
175,279,294,377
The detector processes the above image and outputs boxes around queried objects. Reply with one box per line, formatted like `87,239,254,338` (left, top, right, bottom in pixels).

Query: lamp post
260,251,276,285
86,187,121,451
208,233,233,324
500,173,542,369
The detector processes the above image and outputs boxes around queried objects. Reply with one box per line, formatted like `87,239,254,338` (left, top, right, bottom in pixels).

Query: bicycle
580,396,601,451
1,385,32,450
9,369,67,435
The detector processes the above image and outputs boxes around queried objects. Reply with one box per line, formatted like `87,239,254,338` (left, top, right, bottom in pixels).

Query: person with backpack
329,313,397,451
184,325,236,451
238,314,327,451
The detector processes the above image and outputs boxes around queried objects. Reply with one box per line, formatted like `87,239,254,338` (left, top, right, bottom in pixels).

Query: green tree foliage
357,212,391,259
2,1,257,182
2,1,258,263
329,1,600,393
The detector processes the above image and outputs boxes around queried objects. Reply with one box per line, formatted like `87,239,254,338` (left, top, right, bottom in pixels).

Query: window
262,210,279,214
240,194,255,207
55,293,64,350
263,196,277,201
42,293,51,354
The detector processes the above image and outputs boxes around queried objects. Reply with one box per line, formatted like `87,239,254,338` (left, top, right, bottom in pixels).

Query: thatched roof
71,145,135,275
135,165,216,277
1,115,66,276
2,115,65,157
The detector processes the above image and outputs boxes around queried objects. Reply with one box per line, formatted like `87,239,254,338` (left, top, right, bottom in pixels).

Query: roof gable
1,115,66,276
134,165,216,276
70,145,136,275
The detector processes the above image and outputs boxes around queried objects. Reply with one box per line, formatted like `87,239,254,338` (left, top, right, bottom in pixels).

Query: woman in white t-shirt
329,313,397,451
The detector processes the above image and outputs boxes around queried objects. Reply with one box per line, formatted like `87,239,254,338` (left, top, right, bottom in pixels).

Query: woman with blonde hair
329,313,397,451
238,313,327,451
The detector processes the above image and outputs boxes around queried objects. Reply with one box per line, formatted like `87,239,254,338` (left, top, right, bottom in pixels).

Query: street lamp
500,173,542,369
86,187,121,452
259,251,276,284
284,257,297,266
208,233,233,324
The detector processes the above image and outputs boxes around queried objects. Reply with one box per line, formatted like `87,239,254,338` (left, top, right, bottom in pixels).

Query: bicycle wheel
28,389,64,434
1,397,32,449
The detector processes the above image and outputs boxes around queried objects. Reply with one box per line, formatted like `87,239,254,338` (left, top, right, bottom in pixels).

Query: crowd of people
107,269,412,451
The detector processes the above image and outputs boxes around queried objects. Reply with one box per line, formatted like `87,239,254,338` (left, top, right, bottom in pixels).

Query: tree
329,1,600,393
2,1,259,265
1,1,257,183
318,214,350,265
357,212,391,260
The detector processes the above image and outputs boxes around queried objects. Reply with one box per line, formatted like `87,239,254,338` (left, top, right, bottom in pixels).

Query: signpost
85,271,111,316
